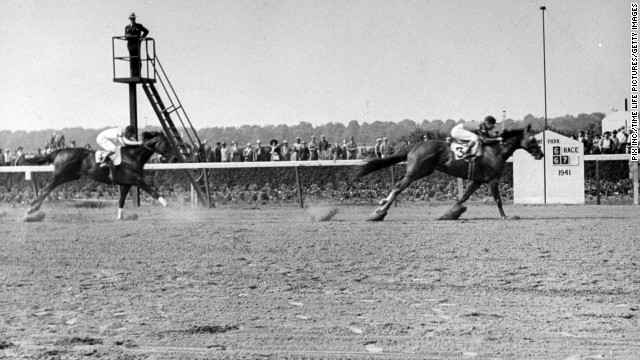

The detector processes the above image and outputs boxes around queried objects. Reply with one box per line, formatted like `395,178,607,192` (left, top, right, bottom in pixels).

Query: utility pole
541,6,548,130
541,5,548,204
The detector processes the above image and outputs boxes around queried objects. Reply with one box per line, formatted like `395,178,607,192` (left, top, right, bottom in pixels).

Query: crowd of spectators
4,126,631,167
574,127,631,155
1,146,26,166
152,135,398,163
0,131,88,166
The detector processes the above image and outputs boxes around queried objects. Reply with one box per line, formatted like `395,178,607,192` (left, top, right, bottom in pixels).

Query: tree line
1,112,605,153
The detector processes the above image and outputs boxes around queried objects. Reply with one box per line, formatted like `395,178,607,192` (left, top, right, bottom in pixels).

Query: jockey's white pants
451,124,479,143
96,134,118,152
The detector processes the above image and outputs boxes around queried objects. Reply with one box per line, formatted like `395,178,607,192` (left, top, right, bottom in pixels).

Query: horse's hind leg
27,179,61,214
118,185,132,220
368,167,434,221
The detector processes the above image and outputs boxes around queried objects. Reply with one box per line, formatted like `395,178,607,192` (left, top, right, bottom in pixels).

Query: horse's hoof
437,206,467,220
158,197,167,207
23,211,46,222
367,210,387,221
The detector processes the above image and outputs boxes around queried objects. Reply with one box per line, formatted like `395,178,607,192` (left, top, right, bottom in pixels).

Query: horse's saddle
95,148,122,166
449,141,479,160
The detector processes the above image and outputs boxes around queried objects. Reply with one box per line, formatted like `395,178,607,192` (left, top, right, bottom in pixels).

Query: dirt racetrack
1,200,639,359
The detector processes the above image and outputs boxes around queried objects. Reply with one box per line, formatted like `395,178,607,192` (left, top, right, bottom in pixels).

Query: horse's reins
142,136,161,151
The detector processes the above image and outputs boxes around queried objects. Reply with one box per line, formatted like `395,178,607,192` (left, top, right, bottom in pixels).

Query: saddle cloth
95,148,122,166
449,141,479,160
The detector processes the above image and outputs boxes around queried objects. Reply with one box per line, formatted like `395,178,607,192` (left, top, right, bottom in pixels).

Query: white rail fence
1,155,637,206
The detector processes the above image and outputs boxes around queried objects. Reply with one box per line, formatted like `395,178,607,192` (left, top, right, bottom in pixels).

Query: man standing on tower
125,12,149,77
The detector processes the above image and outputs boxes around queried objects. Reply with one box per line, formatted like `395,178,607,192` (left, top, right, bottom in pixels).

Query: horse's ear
526,124,531,132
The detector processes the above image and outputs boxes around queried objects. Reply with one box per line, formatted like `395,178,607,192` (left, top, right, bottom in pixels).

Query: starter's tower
112,37,211,207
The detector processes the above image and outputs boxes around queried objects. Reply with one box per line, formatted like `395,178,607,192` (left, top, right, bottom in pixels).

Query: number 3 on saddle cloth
449,141,479,161
448,141,481,180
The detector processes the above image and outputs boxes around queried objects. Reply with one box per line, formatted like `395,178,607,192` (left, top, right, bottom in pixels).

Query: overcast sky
0,0,629,131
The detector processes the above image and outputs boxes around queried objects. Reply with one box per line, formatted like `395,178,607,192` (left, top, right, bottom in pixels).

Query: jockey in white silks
96,126,142,166
450,116,500,159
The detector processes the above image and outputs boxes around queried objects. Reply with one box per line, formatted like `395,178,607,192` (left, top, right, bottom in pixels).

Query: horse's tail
22,150,61,165
356,144,416,178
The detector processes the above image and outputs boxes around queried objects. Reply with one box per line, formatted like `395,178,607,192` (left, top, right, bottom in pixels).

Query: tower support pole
129,83,140,207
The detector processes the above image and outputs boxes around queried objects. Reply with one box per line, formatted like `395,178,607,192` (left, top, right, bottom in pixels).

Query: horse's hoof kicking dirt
120,214,139,221
437,206,467,220
23,211,46,222
309,207,339,222
367,211,387,221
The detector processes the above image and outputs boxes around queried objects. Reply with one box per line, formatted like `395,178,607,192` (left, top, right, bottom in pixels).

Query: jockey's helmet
125,125,136,137
484,116,497,124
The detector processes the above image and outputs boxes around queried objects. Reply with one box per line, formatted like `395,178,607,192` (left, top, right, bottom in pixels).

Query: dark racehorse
25,131,174,219
357,125,544,221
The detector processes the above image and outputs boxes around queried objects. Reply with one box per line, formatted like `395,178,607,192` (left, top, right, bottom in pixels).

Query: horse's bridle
522,132,543,157
142,136,162,152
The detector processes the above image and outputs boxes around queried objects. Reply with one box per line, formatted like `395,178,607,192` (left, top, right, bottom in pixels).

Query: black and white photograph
0,0,637,358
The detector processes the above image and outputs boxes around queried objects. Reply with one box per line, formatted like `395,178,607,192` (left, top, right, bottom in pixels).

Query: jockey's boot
462,141,477,160
100,151,114,167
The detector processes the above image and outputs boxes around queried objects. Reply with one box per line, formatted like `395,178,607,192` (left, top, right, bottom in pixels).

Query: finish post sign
514,130,585,204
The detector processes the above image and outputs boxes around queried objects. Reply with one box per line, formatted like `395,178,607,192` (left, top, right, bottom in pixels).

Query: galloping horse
357,125,544,221
25,131,174,219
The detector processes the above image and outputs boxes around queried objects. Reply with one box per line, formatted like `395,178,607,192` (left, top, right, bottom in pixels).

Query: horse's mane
141,131,165,141
500,127,526,139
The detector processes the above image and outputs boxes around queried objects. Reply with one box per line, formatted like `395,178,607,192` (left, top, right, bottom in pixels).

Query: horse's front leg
438,181,482,220
118,184,132,220
456,180,482,206
136,181,167,207
489,180,507,219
